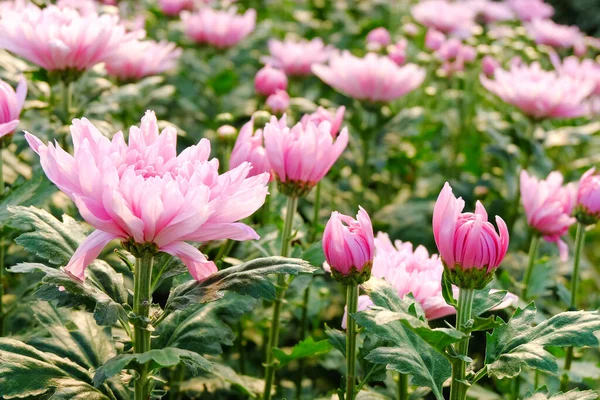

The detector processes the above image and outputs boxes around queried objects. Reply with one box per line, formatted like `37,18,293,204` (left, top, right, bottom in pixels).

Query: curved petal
160,241,217,281
64,230,120,281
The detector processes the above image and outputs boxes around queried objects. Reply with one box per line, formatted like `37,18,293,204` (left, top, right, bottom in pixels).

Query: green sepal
443,263,494,290
330,262,373,285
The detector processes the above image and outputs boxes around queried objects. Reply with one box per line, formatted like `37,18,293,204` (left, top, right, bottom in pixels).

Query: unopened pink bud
254,65,288,96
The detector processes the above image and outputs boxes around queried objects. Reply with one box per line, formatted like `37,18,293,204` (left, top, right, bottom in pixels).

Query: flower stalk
263,195,298,400
134,253,154,400
345,283,359,400
450,287,475,400
398,373,408,400
521,233,540,301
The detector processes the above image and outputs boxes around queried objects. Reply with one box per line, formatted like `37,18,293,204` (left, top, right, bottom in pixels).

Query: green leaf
93,347,212,387
472,288,508,317
356,279,452,400
164,256,314,313
10,262,128,326
301,242,326,267
272,337,333,368
324,324,346,356
151,253,187,292
524,387,598,400
0,171,55,222
154,292,255,356
180,364,265,399
441,270,457,309
0,338,110,399
485,303,600,379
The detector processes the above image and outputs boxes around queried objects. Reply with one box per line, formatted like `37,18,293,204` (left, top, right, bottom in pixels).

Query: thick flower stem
345,284,359,400
263,195,298,400
450,288,475,400
134,254,154,400
521,233,540,301
398,373,408,400
561,222,586,391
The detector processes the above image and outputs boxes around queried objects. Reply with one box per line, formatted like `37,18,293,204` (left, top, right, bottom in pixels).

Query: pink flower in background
105,39,181,81
520,171,576,261
433,182,509,275
159,0,195,16
56,0,98,14
403,23,419,37
182,7,256,49
323,207,375,277
366,27,392,47
372,233,456,320
482,56,500,77
576,168,600,220
553,56,600,96
526,19,583,49
0,5,135,72
300,106,346,138
434,38,477,76
264,38,332,76
25,111,269,281
480,62,595,119
507,0,553,21
411,0,476,37
387,39,408,66
425,29,446,51
230,118,272,180
263,114,348,194
266,90,290,114
0,77,27,138
254,65,288,96
312,51,425,102
472,0,514,23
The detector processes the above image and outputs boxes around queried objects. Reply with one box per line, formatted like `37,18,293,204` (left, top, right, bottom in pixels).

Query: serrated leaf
164,256,314,313
485,303,600,379
10,262,127,326
0,338,110,399
93,348,212,387
154,292,255,356
473,288,508,317
272,337,333,368
325,324,346,356
524,387,598,400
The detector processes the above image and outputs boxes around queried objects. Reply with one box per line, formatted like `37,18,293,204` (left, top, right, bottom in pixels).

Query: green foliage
325,323,346,356
524,387,599,400
0,171,55,223
272,337,333,368
485,303,600,379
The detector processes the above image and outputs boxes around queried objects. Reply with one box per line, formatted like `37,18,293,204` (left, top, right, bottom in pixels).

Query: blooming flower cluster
182,7,256,49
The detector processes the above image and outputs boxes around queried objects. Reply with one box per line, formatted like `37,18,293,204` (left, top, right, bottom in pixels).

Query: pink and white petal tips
312,51,425,103
158,0,195,16
526,19,583,49
300,106,346,138
0,4,135,72
105,39,182,81
64,230,121,281
229,118,272,179
480,62,595,120
366,27,391,48
0,76,27,138
182,7,256,49
264,37,333,76
576,167,600,223
520,170,576,259
266,90,290,114
26,111,269,281
507,0,554,21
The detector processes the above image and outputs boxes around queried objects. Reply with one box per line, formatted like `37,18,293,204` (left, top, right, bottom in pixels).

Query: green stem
450,288,475,400
310,181,322,242
345,284,359,400
134,254,154,400
398,373,408,400
168,364,185,400
561,222,586,391
61,81,72,123
296,277,313,400
521,233,540,301
263,196,298,400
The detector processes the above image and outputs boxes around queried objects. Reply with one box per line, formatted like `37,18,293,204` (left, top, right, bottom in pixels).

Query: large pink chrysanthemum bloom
507,0,554,21
526,19,584,49
520,171,576,261
0,77,27,139
480,62,595,120
263,38,333,76
105,39,182,81
25,111,269,282
263,114,348,197
229,117,272,180
0,4,134,73
158,0,195,16
182,7,256,49
411,0,476,38
433,182,509,289
312,51,425,103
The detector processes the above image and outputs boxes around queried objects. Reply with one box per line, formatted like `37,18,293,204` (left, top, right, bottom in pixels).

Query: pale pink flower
57,0,98,15
433,182,509,274
520,171,576,261
482,55,500,78
300,106,346,138
182,7,256,49
341,295,374,329
265,90,290,114
254,65,288,96
435,38,476,76
507,0,553,21
263,114,348,194
480,62,595,119
0,4,134,72
105,39,181,81
312,51,425,103
263,38,332,76
411,0,476,38
403,22,420,37
425,29,446,51
25,111,269,281
366,27,392,47
472,0,515,23
576,168,600,220
323,207,375,277
553,56,600,96
387,39,408,66
159,0,195,16
526,19,583,49
0,77,27,139
229,118,272,180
